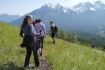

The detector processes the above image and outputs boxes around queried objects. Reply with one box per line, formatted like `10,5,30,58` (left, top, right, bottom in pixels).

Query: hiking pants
24,46,39,67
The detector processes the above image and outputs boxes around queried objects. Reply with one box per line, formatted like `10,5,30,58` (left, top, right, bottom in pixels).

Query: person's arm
29,24,39,36
43,24,46,37
20,26,24,37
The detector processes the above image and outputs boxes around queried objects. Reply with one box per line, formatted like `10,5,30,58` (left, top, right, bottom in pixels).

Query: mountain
12,1,105,36
0,23,105,70
71,2,95,13
0,14,20,23
11,3,68,27
71,1,105,13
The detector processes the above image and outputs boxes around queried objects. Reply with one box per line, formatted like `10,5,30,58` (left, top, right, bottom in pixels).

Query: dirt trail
39,56,52,70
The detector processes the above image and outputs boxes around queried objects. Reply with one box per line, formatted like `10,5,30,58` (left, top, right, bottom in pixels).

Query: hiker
20,15,40,68
35,19,46,56
50,21,58,44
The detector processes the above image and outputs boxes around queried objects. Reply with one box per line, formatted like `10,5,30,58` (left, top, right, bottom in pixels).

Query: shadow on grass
0,62,24,70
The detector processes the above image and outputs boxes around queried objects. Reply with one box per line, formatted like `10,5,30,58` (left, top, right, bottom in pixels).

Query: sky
0,0,104,16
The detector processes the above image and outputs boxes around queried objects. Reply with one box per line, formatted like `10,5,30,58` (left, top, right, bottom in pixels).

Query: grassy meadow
0,23,105,70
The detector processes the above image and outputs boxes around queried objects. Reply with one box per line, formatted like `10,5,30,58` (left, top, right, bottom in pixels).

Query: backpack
51,26,58,33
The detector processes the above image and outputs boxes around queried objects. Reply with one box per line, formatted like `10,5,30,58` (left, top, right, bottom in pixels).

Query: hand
37,33,40,35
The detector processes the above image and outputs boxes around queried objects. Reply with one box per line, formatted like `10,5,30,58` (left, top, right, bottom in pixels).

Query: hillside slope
0,23,105,70
44,38,105,70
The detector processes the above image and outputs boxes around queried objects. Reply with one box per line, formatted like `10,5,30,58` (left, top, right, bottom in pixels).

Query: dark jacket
50,26,58,33
20,24,37,48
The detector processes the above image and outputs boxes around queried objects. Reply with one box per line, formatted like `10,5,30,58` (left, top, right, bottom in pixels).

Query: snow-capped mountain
71,1,105,13
12,3,70,26
72,2,95,13
95,1,105,9
43,3,69,13
12,1,105,36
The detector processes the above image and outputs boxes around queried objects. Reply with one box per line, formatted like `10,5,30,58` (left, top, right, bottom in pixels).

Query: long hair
21,15,31,28
20,15,32,37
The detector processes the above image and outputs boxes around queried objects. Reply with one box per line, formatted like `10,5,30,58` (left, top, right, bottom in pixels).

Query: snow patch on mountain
42,1,105,14
90,7,96,11
71,1,105,13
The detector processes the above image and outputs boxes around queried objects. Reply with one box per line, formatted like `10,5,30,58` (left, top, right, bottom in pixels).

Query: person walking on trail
20,15,40,69
35,19,46,56
50,21,58,44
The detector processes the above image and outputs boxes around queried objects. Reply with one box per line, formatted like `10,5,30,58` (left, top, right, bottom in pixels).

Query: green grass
44,38,105,70
0,23,105,70
0,23,24,70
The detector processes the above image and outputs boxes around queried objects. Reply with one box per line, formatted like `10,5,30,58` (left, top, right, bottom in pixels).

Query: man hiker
50,21,58,44
35,19,46,56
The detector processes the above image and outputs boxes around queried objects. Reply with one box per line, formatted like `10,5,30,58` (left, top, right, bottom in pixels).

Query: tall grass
44,37,105,70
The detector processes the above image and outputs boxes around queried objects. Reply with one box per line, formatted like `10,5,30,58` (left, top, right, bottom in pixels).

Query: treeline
55,29,91,46
55,29,105,50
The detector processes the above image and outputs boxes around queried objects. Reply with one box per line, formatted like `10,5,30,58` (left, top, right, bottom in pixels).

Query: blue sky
0,0,104,16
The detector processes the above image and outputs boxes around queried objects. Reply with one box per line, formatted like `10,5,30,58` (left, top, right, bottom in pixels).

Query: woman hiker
20,15,40,69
